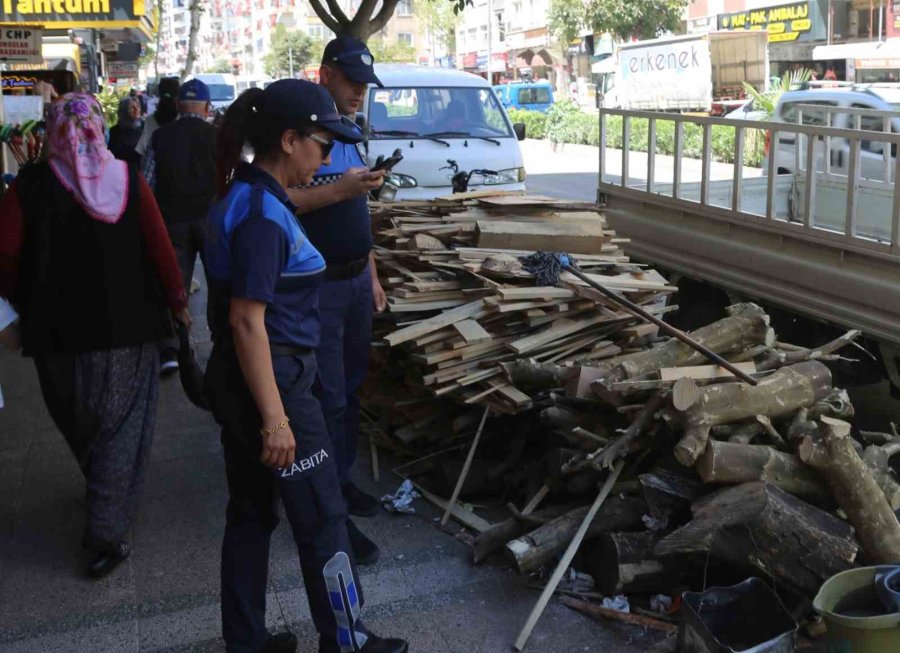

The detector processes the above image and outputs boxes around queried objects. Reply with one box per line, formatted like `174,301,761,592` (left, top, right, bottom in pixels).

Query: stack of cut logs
363,192,900,613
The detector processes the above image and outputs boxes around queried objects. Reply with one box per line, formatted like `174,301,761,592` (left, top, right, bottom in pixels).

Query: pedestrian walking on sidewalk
0,93,191,579
204,79,408,653
108,97,144,167
142,78,218,376
135,76,180,160
287,36,387,566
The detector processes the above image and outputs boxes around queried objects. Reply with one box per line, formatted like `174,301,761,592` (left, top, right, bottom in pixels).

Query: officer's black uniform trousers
205,345,367,653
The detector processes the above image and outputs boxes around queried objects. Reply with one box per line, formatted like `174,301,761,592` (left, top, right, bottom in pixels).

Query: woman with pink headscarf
0,93,190,579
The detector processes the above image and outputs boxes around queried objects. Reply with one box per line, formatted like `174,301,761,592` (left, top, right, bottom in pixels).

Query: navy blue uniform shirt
206,164,326,349
297,122,373,265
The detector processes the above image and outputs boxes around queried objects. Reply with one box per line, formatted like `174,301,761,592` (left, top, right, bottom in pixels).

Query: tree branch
324,0,350,27
367,0,401,37
308,0,343,34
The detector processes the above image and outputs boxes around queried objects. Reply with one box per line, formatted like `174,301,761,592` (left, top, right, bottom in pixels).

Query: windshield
206,84,235,101
368,86,513,139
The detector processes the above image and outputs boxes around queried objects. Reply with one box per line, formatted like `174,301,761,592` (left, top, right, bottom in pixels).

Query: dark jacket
13,163,170,356
150,116,217,224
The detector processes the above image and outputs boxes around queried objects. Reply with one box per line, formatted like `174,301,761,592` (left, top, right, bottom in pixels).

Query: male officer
143,78,217,375
287,36,385,564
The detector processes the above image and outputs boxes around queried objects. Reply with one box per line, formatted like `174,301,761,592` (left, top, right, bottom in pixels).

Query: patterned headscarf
47,93,128,224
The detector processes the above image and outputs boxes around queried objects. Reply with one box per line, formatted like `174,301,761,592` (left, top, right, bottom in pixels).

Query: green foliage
387,104,417,117
587,0,688,40
367,37,416,63
415,0,461,54
742,68,814,118
548,0,584,50
96,86,126,128
264,25,316,78
506,109,547,140
210,58,234,74
540,107,765,167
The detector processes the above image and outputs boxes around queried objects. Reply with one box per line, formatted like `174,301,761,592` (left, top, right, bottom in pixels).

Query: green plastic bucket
813,567,900,653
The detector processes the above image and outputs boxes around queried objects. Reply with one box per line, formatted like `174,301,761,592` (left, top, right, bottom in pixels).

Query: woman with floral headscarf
0,93,190,579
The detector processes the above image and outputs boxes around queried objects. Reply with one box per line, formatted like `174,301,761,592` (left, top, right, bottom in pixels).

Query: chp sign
0,26,42,64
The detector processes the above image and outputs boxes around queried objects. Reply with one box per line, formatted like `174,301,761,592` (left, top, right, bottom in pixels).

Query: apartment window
308,24,332,39
496,12,505,42
480,25,488,47
397,0,412,16
398,32,414,46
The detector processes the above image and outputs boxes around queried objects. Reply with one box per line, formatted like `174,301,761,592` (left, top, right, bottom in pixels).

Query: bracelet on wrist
260,416,289,438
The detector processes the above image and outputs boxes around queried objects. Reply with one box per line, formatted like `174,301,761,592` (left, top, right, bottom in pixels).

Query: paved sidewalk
0,280,663,652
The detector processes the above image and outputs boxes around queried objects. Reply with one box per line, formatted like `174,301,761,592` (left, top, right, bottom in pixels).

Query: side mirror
513,122,526,141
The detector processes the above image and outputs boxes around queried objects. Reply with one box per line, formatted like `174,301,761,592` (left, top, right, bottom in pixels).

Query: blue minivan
493,82,554,113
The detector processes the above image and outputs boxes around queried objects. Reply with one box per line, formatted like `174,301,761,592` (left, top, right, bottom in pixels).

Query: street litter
380,480,420,514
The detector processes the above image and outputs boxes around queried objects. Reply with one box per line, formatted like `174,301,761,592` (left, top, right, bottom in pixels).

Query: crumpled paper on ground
602,595,631,613
380,480,420,514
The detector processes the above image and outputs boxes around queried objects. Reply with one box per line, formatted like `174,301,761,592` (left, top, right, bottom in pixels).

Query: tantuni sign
0,0,152,37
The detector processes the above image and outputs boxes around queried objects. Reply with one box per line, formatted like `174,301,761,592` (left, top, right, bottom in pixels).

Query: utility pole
486,0,493,83
879,0,885,42
289,45,294,78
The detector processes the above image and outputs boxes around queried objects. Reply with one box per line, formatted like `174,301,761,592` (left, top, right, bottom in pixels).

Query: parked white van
361,65,527,200
191,73,237,111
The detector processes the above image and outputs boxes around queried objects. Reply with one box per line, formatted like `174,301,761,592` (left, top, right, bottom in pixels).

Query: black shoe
347,519,380,566
160,348,179,378
319,633,408,653
263,631,298,652
343,482,380,517
88,541,131,579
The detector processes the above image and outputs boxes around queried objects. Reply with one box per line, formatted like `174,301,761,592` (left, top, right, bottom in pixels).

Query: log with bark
501,358,570,393
696,440,830,502
861,437,900,510
798,417,900,563
584,531,698,596
670,361,833,466
654,482,858,596
589,303,773,402
472,503,576,563
559,595,678,635
505,496,647,573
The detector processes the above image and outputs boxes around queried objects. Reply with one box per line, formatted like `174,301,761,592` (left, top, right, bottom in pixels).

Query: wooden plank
659,361,758,382
475,220,609,255
384,300,487,346
497,287,576,300
509,314,613,355
454,319,492,344
387,299,469,313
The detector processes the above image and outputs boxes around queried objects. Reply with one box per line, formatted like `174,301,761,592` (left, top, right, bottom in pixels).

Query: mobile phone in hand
371,148,403,173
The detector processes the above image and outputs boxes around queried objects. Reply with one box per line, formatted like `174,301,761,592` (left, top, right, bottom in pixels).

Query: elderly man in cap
287,36,386,566
143,78,217,375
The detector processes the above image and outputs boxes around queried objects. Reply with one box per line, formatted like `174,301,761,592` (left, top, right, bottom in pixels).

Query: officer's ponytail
216,87,299,198
216,88,264,198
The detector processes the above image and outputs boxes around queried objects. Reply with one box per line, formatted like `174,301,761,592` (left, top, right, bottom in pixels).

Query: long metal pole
880,0,885,41
562,264,759,385
289,45,294,78
486,0,493,83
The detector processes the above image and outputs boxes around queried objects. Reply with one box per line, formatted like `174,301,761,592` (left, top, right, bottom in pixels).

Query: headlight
388,173,417,188
480,167,526,185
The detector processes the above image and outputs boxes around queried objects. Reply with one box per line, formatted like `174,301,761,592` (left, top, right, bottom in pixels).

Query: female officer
204,79,408,653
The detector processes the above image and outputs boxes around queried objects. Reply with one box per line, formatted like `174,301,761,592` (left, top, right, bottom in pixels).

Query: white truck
595,105,900,393
601,31,769,114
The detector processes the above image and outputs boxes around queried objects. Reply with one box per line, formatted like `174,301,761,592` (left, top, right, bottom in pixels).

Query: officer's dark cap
322,35,383,88
262,79,363,143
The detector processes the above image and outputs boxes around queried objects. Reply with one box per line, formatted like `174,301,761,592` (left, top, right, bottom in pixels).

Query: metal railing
597,107,900,258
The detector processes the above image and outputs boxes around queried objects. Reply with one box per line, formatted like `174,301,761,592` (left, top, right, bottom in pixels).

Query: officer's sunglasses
305,133,334,159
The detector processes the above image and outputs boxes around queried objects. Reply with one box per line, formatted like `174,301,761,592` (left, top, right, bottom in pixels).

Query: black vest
14,163,170,356
151,117,217,224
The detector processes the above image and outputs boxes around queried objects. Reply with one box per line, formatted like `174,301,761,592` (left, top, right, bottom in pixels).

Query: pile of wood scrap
369,193,675,416
361,192,900,646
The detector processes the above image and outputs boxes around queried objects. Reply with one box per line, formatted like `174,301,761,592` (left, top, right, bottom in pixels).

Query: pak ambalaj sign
0,0,153,38
718,1,822,43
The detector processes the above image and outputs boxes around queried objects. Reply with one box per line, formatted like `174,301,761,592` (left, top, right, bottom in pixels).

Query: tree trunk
654,481,858,596
671,360,833,467
472,503,576,563
590,303,772,403
505,496,647,573
696,440,830,502
154,0,163,82
585,531,697,595
181,0,203,81
798,417,900,564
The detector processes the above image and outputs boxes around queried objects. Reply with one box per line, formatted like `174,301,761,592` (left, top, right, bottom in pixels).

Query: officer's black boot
347,519,380,566
263,631,298,652
318,632,409,653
